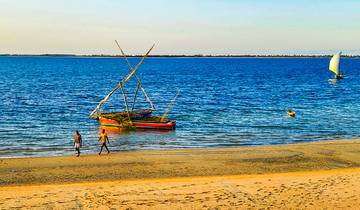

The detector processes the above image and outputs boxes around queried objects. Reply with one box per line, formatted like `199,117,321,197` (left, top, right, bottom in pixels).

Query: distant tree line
1,54,360,58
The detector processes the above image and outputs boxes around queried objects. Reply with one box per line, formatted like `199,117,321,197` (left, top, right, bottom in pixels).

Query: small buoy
287,109,296,117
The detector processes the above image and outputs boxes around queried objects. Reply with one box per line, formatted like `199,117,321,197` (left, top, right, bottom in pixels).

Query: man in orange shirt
98,129,110,155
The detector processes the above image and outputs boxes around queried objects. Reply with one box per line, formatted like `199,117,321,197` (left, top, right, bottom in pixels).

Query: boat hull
132,120,176,130
98,117,176,130
335,74,344,79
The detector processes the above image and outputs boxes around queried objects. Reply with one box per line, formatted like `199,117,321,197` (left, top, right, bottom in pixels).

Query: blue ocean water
0,56,359,157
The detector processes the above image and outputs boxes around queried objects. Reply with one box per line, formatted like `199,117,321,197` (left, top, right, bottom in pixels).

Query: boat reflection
328,78,338,85
99,126,129,135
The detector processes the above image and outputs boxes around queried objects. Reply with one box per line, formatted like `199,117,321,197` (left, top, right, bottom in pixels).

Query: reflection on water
328,78,338,85
99,126,129,135
0,56,359,157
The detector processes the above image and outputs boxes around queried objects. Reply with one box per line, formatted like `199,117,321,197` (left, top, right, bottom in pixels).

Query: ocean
0,56,359,157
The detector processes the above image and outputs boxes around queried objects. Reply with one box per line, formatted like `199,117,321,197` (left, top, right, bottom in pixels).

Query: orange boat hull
98,117,176,130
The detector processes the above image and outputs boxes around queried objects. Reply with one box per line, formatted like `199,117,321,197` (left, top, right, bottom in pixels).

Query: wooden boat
90,42,178,131
99,116,176,130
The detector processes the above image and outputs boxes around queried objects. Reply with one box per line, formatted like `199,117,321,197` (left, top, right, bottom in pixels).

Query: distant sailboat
329,52,344,79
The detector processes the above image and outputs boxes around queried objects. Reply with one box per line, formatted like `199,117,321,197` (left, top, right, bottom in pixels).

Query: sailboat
89,42,177,130
329,52,344,79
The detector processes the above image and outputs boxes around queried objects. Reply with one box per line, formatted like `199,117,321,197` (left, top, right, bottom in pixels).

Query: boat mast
131,84,140,112
89,44,155,118
161,90,180,122
120,85,131,123
115,40,157,111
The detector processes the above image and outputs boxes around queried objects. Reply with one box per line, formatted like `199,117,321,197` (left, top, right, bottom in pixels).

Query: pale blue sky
1,0,359,55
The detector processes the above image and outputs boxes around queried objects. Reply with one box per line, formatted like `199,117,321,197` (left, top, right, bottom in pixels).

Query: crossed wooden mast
89,43,155,120
89,42,179,123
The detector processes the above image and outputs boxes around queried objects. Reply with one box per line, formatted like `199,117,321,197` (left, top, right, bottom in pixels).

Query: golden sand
1,168,360,209
1,139,360,209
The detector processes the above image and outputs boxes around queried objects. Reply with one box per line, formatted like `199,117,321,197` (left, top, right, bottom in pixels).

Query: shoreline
1,137,358,160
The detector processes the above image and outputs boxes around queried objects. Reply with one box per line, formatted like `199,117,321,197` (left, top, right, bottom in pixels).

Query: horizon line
1,54,360,58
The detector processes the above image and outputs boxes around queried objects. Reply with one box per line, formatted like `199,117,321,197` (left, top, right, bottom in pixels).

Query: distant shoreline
1,54,360,58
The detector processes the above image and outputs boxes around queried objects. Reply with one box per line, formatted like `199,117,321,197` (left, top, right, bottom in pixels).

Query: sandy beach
1,139,360,209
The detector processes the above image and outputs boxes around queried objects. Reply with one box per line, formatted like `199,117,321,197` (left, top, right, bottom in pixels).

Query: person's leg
104,144,110,153
99,144,104,155
77,147,80,157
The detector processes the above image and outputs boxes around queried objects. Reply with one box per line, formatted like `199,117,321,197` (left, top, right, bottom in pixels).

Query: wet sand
1,139,360,209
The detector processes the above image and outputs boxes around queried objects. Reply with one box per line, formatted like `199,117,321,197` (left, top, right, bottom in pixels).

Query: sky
0,0,359,55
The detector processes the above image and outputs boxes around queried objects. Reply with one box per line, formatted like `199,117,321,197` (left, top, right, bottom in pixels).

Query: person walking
98,129,110,155
74,130,82,157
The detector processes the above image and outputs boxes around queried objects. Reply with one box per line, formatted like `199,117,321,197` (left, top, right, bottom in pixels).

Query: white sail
329,52,341,75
